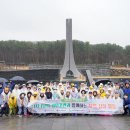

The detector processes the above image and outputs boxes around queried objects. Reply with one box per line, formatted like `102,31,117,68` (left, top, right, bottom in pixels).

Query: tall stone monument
60,19,86,82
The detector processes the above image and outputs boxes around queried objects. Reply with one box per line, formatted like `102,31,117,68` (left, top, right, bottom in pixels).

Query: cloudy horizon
0,0,130,47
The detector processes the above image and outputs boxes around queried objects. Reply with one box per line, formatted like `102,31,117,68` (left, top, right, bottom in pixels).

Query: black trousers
0,103,9,115
124,105,130,115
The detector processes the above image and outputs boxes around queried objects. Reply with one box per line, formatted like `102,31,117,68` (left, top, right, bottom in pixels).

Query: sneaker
18,115,22,117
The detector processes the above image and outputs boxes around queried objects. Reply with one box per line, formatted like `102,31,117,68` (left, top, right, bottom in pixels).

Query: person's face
27,93,31,97
33,87,37,91
67,87,71,90
66,92,70,96
59,85,62,88
61,90,64,94
97,93,100,97
108,90,111,94
47,88,50,92
40,93,44,97
38,88,41,92
23,85,26,89
27,87,31,91
33,94,37,97
81,91,85,95
106,95,110,98
124,95,128,99
72,87,75,92
115,93,119,98
4,88,9,93
126,83,129,88
100,89,104,93
89,93,93,96
21,94,25,99
53,89,57,93
0,84,2,88
92,82,95,87
11,96,14,100
116,85,119,89
81,84,84,87
93,92,97,96
15,86,19,90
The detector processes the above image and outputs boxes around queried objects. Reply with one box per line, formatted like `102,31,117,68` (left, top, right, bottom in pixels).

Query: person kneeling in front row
17,93,28,117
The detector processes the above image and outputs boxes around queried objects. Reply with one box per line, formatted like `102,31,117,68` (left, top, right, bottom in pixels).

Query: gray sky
0,0,130,46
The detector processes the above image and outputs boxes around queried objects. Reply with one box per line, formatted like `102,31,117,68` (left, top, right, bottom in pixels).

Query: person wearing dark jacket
123,81,130,99
0,83,3,94
123,94,130,115
45,88,52,99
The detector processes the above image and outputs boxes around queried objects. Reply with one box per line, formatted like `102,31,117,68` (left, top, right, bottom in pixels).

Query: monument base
60,75,86,82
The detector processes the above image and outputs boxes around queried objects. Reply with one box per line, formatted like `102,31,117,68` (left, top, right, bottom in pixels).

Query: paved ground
0,115,130,130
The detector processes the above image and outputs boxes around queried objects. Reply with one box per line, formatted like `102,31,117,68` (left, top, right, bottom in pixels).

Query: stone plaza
0,115,130,130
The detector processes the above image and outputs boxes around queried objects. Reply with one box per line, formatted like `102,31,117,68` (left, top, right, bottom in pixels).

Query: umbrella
95,79,112,86
27,80,39,84
10,76,25,81
0,77,8,83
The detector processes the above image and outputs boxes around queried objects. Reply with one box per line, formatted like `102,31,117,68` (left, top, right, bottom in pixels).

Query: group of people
0,80,130,117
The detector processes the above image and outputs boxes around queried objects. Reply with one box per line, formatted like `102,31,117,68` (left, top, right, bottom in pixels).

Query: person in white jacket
12,84,21,99
17,93,28,117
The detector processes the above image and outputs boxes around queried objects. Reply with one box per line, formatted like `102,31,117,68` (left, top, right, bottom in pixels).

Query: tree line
0,40,129,65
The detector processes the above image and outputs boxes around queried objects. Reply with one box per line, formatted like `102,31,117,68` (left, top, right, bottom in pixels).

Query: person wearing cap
27,92,32,103
88,86,94,93
57,83,63,92
107,88,113,98
119,82,125,90
37,87,42,95
1,86,11,102
80,83,87,92
123,81,130,99
98,83,104,90
97,91,101,99
9,81,15,92
12,84,20,99
114,83,124,99
8,94,17,115
27,85,32,93
65,91,71,99
58,89,65,100
105,92,111,99
123,94,130,115
20,84,27,95
0,83,3,94
30,91,39,101
99,89,106,99
39,90,46,100
52,87,60,100
31,85,37,94
45,87,52,99
71,86,78,99
0,94,4,117
87,91,94,100
91,81,97,90
93,90,98,99
1,86,11,116
80,90,87,100
113,91,122,103
37,84,41,88
17,93,28,117
66,85,72,93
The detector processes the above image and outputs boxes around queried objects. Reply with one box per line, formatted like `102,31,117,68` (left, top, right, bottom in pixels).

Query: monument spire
60,19,86,82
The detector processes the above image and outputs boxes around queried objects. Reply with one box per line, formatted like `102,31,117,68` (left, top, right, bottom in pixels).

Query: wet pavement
0,115,130,130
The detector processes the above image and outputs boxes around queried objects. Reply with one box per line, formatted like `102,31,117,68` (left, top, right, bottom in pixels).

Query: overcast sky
0,0,130,46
